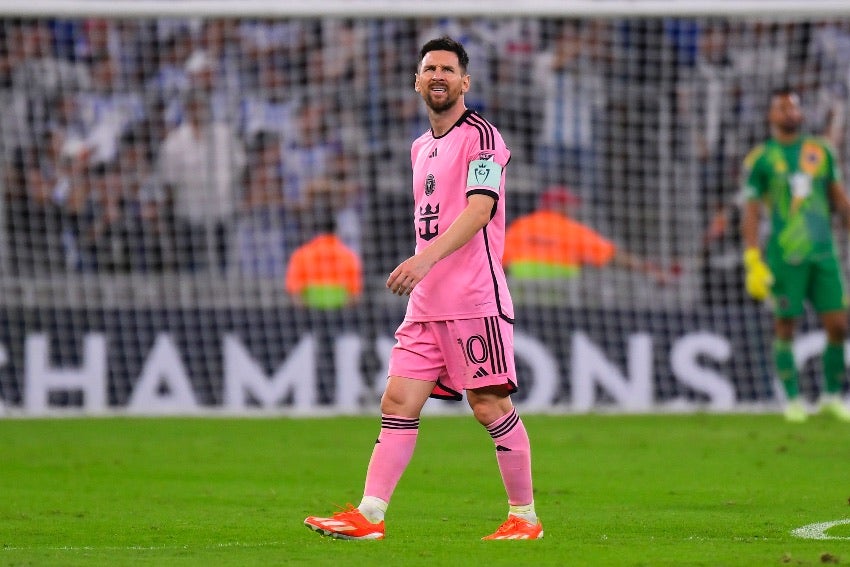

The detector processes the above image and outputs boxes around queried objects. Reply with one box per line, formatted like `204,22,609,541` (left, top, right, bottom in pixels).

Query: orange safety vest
503,211,616,276
285,234,363,308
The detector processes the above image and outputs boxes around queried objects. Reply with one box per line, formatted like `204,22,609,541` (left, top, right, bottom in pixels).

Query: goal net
0,1,848,415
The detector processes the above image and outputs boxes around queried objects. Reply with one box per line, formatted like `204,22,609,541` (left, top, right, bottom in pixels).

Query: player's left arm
822,140,850,227
828,180,850,228
387,194,495,296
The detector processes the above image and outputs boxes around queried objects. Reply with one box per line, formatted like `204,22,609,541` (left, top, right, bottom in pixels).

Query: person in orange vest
285,207,363,309
503,186,671,283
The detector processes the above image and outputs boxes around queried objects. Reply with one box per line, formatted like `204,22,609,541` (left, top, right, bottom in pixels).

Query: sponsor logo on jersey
418,203,439,241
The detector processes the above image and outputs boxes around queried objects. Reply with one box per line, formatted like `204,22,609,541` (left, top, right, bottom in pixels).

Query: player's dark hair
771,85,798,100
304,195,338,236
418,36,469,73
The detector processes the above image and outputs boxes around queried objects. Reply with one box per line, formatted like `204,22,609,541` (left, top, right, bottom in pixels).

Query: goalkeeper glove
743,247,773,301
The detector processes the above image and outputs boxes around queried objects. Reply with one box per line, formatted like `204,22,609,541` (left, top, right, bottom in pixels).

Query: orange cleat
304,504,385,540
482,515,544,540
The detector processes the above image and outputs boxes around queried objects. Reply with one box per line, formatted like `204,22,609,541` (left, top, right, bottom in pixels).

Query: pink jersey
405,109,514,322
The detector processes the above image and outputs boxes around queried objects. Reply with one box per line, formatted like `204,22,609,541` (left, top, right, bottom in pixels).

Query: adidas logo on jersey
428,147,438,158
473,366,489,379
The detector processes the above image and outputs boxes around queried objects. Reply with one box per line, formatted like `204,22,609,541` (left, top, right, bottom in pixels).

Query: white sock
508,501,537,524
357,496,388,523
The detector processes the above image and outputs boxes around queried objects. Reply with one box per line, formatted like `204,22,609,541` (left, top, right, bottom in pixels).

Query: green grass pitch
1,413,849,566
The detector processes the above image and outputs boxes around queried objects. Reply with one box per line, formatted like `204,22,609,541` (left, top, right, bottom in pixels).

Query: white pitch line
791,519,850,540
3,541,286,552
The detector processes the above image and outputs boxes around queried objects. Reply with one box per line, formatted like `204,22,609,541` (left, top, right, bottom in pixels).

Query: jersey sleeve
741,144,767,200
465,153,503,200
463,113,509,201
823,139,842,184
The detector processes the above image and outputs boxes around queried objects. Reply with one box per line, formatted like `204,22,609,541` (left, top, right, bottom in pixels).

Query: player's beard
776,117,802,137
424,85,460,114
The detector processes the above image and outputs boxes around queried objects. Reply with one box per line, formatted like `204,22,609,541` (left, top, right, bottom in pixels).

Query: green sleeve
825,142,841,184
742,145,767,200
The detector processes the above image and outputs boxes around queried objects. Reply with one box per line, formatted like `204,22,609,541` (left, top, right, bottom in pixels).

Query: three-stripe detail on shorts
484,316,508,376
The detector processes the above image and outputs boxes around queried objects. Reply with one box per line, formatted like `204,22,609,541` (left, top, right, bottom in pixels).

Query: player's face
414,50,469,113
769,93,803,136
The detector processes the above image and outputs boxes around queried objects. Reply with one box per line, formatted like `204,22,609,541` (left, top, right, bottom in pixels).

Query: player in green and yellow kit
742,87,850,423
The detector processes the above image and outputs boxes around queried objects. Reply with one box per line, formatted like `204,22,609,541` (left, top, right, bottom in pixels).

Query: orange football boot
304,504,385,540
482,515,544,540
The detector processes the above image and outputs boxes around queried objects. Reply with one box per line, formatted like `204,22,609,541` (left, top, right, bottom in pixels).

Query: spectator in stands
2,19,91,155
687,21,739,196
726,21,790,150
4,145,66,275
74,18,114,62
9,18,91,103
234,130,292,278
183,48,240,125
144,28,192,129
285,203,362,310
48,90,89,158
281,97,362,252
503,186,670,284
0,22,19,89
116,126,175,272
239,50,297,142
532,20,609,202
57,145,97,272
678,21,748,306
699,191,748,306
238,19,313,103
77,160,131,273
195,19,243,95
158,89,246,273
74,19,145,89
76,52,145,164
318,19,367,94
0,23,31,153
795,26,847,151
489,19,541,163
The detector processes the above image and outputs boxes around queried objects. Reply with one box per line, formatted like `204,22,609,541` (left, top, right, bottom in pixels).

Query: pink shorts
388,316,518,401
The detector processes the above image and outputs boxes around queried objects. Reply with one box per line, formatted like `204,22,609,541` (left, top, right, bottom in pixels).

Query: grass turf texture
1,414,849,566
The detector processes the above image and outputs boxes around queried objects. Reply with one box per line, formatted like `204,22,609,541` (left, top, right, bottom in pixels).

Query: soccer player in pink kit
304,36,542,541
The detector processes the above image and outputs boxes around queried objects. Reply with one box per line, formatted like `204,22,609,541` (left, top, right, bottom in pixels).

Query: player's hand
386,253,437,296
743,247,773,301
642,260,681,287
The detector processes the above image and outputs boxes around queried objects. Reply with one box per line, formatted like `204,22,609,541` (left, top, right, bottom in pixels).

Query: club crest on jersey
425,173,436,196
800,140,825,176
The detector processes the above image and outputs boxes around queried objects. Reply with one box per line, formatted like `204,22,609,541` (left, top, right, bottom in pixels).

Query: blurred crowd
1,16,849,300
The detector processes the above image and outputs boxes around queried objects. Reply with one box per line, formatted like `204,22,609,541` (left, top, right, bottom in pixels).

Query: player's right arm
387,193,494,296
740,146,773,301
